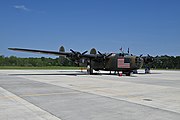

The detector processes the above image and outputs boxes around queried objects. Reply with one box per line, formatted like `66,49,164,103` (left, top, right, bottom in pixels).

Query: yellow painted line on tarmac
20,91,80,97
0,91,80,99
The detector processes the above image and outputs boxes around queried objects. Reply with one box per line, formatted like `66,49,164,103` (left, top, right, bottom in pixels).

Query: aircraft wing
8,48,98,59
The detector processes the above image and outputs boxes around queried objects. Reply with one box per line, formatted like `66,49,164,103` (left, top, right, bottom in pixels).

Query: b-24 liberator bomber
8,46,154,76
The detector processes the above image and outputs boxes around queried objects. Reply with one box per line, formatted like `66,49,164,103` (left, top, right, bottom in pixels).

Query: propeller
142,54,154,63
69,49,88,66
98,51,113,59
70,49,88,56
147,54,154,62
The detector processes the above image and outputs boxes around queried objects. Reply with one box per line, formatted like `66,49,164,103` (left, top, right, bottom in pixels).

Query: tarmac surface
0,69,180,120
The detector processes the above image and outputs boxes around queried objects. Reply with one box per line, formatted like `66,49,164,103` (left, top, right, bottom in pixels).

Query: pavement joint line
84,90,180,115
32,79,180,115
0,87,62,120
78,75,180,89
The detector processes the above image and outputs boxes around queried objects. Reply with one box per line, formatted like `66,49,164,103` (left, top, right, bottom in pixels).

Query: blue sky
0,0,180,57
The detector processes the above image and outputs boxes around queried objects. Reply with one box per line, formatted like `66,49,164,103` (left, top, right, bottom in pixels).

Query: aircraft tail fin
90,48,97,54
59,46,65,52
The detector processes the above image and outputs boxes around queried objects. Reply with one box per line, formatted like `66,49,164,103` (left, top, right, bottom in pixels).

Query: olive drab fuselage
91,53,144,71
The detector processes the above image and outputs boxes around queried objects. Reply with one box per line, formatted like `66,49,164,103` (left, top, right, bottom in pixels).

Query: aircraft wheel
122,71,132,76
133,70,138,74
145,67,150,74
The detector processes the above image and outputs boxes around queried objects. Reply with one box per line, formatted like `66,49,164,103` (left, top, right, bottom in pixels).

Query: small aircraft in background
8,46,154,76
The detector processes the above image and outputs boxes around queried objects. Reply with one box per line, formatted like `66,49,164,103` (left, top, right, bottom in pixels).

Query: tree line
0,56,75,67
0,55,180,69
144,55,180,69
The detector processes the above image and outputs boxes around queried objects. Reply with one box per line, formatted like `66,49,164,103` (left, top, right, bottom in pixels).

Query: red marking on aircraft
118,58,130,68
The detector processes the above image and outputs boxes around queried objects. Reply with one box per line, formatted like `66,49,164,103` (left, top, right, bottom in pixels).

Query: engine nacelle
143,56,154,64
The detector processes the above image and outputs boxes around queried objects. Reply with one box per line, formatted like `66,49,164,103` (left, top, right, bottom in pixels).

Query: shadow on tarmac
9,71,121,76
8,70,161,76
9,73,87,76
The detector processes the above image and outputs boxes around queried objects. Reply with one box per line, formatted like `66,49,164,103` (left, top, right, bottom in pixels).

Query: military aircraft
8,46,154,76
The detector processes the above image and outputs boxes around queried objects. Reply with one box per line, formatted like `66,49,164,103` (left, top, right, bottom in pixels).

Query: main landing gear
122,71,132,76
87,65,93,75
145,67,150,74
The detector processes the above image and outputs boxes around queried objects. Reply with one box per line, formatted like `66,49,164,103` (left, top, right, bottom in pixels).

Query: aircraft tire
123,71,132,76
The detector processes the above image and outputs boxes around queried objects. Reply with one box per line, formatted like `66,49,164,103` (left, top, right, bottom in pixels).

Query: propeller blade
70,49,76,54
98,51,103,56
82,50,88,55
106,53,113,58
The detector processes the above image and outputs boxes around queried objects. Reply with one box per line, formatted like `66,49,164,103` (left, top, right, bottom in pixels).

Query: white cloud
13,5,30,11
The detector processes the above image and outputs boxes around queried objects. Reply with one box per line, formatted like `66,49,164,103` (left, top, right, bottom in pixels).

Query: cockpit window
119,53,130,56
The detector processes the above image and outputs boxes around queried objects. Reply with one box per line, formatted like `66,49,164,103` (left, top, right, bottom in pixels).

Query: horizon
1,0,180,57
